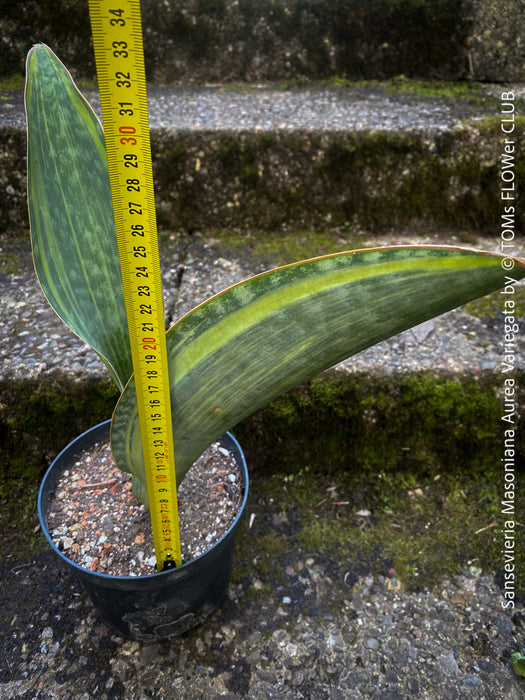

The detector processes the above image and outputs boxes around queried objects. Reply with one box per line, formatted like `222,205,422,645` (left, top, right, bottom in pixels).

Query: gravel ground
2,533,525,698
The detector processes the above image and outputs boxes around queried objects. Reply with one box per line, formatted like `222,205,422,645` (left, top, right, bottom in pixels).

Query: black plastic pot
38,420,249,641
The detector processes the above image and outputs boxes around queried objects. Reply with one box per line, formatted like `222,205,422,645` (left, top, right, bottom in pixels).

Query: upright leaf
111,245,525,504
25,45,132,390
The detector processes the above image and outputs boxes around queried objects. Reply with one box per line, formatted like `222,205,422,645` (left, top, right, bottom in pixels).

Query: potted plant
26,45,525,641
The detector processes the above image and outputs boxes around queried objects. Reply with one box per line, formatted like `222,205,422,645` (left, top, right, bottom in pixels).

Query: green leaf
111,245,525,504
25,44,132,390
512,652,525,678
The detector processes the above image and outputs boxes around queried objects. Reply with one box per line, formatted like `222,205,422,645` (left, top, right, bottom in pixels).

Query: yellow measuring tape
88,0,181,571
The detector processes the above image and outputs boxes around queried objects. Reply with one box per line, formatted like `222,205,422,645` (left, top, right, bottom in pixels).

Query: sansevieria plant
25,45,525,507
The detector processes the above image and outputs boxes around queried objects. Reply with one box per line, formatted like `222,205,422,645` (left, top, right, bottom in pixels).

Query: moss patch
234,371,525,595
477,115,525,137
247,464,520,593
0,250,23,275
237,372,520,475
210,228,359,267
465,286,525,321
0,76,24,90
327,75,500,109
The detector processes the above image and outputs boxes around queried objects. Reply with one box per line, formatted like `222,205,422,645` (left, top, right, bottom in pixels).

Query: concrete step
1,229,521,382
2,81,524,237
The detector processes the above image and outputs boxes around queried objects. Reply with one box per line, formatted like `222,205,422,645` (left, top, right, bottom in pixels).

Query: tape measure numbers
88,0,181,571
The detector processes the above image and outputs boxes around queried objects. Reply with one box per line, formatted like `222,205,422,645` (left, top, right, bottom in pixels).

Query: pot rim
38,419,249,583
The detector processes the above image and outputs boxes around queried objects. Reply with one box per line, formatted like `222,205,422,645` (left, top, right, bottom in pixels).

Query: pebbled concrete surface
1,231,522,384
2,521,525,698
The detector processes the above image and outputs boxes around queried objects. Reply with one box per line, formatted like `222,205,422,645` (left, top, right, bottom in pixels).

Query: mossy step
1,82,523,237
3,368,517,484
2,370,523,597
2,0,523,85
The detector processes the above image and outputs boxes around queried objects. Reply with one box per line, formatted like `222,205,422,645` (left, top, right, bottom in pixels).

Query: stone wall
150,124,523,234
3,119,523,237
1,0,523,84
468,0,525,83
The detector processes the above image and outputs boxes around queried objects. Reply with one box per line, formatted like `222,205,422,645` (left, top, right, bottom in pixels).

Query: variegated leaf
111,245,525,504
26,44,132,390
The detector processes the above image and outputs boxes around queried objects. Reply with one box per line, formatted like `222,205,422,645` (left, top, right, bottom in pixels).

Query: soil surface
46,440,243,577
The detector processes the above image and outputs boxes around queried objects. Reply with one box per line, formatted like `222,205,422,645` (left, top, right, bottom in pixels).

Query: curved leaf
111,245,525,503
25,44,132,390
